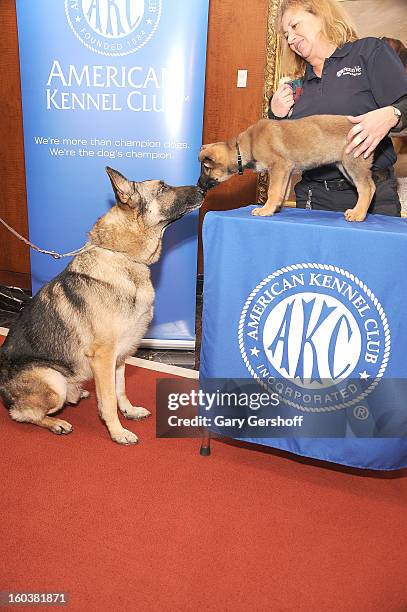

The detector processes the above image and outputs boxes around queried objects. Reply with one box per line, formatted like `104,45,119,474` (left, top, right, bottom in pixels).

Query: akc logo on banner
65,0,162,56
238,263,390,412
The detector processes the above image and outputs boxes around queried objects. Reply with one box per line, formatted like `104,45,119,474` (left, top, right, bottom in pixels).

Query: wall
342,0,406,41
0,0,30,289
199,0,269,272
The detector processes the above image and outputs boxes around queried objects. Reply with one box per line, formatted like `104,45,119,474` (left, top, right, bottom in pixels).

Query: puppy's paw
80,390,90,400
344,208,367,222
111,428,139,445
251,206,276,217
120,405,151,420
50,419,73,435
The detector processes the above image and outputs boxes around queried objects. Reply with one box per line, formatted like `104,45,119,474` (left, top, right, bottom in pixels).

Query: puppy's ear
198,148,213,162
105,166,141,208
199,155,215,168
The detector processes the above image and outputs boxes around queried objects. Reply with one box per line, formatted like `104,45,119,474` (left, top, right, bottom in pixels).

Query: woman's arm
392,94,407,132
346,94,407,159
346,39,407,158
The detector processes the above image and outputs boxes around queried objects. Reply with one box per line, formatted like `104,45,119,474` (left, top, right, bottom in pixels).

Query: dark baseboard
0,285,31,313
0,270,31,291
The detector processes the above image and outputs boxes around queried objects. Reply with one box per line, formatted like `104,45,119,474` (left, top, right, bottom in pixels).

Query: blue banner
15,0,209,344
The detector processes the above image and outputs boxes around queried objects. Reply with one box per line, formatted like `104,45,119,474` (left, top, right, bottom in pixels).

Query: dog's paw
251,206,276,217
120,405,151,420
80,390,90,400
49,419,73,435
111,428,139,445
344,208,367,222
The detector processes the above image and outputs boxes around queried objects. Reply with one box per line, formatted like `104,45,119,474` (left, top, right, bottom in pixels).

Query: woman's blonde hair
276,0,358,78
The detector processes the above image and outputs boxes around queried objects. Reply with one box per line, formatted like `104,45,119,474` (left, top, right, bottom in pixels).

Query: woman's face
281,8,325,60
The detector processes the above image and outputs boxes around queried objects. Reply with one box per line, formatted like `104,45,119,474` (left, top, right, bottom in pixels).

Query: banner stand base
140,338,196,351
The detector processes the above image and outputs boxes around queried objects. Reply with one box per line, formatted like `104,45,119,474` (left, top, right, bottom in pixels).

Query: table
200,206,407,470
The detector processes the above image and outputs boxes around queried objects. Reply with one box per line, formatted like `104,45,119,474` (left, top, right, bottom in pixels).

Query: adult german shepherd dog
198,115,376,222
0,168,203,445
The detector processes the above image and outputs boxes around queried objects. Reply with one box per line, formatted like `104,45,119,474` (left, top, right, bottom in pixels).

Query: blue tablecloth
200,206,407,470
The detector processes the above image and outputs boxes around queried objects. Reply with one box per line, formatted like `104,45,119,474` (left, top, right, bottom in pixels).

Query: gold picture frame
257,0,282,205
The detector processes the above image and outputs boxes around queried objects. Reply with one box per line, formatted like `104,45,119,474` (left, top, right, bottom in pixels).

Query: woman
269,0,407,216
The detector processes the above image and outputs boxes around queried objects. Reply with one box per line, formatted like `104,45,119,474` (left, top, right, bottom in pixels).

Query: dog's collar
236,141,244,175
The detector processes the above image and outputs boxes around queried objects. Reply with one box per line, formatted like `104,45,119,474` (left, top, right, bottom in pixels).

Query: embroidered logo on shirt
337,65,362,77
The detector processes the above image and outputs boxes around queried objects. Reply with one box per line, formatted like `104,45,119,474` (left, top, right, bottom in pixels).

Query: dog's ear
198,148,214,163
199,155,215,167
198,144,212,160
105,166,141,208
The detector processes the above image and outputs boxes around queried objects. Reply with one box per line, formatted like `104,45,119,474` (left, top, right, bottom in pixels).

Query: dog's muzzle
197,174,219,192
187,187,205,210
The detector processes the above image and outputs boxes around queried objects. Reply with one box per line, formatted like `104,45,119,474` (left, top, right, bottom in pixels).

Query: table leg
200,429,211,456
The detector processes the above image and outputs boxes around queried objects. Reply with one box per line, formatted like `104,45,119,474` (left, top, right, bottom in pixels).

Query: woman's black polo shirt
276,37,407,180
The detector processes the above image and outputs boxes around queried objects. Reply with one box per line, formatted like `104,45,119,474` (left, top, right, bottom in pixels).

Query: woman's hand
345,107,400,159
270,83,295,118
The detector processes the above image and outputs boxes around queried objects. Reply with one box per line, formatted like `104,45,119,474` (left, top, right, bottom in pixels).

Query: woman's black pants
295,168,401,217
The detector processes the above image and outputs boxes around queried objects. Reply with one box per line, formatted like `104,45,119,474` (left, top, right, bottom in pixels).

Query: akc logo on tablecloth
65,0,162,56
238,263,390,412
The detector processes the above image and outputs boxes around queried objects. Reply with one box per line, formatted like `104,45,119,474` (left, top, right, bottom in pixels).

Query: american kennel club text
239,264,389,412
45,61,186,113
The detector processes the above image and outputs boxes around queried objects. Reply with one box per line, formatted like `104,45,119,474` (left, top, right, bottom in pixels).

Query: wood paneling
0,0,30,289
198,0,269,272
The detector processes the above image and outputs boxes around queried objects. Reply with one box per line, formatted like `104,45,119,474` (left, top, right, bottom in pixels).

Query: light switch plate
237,69,248,88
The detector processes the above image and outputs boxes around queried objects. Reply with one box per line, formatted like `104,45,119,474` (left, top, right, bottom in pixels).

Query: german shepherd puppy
198,115,375,222
0,168,203,445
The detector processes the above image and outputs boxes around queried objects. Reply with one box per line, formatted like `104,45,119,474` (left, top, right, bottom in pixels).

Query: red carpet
1,336,406,611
